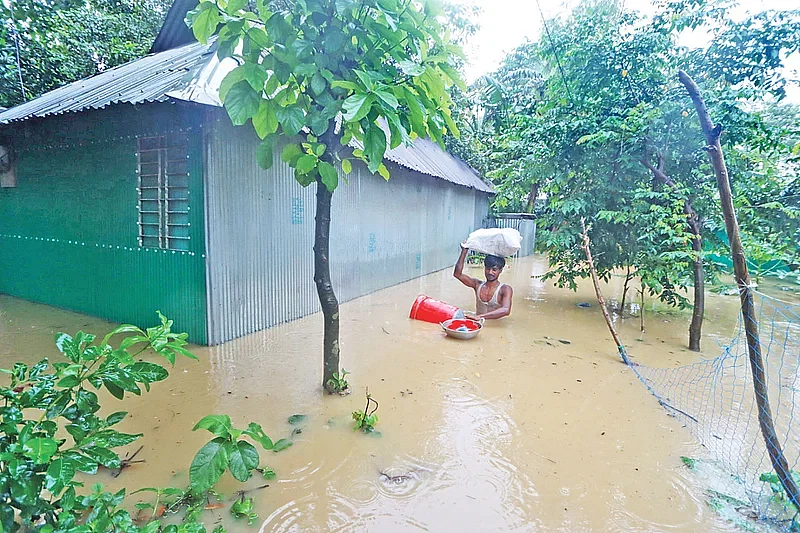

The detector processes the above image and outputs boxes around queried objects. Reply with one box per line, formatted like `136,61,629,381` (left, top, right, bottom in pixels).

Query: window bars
136,135,190,251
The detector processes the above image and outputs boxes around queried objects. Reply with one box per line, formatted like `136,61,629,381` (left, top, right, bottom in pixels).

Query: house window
136,135,190,251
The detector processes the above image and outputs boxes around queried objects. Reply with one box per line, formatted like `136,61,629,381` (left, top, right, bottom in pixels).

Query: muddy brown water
3,254,797,532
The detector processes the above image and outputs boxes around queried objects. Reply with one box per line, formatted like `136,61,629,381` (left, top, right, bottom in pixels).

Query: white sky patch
451,0,799,101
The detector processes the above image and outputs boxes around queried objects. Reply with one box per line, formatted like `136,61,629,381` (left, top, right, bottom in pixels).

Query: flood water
3,254,796,532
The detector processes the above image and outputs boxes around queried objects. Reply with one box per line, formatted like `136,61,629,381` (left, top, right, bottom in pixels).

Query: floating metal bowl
440,318,484,340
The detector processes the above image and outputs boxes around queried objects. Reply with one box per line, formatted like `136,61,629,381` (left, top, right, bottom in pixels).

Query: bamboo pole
580,218,631,365
679,69,800,511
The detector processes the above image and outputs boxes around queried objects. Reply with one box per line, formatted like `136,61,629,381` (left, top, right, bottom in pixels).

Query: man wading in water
454,244,513,319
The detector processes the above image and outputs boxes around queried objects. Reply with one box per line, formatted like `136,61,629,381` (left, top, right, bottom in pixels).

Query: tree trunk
620,265,632,317
688,225,704,351
680,69,800,511
525,181,539,213
641,153,705,351
314,176,340,392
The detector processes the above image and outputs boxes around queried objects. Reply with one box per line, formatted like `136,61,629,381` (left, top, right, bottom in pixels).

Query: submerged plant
0,314,288,532
230,495,258,525
326,368,350,394
190,414,279,494
352,389,379,434
760,470,800,512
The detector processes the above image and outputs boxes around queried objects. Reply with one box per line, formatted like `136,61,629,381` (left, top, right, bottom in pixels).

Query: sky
450,0,800,100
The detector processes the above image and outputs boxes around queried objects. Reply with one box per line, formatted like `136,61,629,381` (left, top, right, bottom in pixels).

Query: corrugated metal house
0,16,494,345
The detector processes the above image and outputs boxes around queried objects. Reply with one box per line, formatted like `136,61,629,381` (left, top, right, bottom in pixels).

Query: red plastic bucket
409,295,464,324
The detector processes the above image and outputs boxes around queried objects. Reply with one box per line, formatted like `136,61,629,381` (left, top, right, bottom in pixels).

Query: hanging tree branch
678,69,800,512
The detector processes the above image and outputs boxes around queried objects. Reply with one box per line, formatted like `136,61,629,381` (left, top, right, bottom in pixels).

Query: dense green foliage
451,0,800,348
0,0,170,108
188,0,464,184
0,314,285,533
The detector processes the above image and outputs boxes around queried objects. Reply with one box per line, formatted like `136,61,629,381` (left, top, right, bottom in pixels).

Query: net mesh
631,291,800,530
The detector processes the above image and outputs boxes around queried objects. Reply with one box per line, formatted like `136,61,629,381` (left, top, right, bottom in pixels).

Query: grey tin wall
204,118,490,345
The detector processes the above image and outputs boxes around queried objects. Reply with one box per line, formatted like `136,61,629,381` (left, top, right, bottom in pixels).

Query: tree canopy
0,0,170,108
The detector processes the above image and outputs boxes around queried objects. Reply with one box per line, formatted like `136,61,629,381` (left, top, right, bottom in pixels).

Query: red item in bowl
445,319,481,331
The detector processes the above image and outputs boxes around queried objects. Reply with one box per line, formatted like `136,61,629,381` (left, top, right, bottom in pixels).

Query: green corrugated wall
0,103,208,343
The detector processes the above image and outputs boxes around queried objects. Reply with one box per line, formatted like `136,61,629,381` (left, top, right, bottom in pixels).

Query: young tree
457,0,800,351
187,0,464,391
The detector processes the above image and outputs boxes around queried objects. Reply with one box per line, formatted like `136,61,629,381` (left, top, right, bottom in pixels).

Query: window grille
136,135,190,251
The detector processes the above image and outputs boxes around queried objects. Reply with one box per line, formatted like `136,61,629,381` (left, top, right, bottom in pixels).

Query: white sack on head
464,228,522,257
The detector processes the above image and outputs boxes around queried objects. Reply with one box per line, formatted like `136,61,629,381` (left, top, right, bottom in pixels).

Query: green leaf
10,478,39,506
296,154,318,173
253,100,279,139
55,333,80,362
281,143,303,166
0,504,14,533
403,89,427,135
287,414,307,425
242,63,268,92
257,138,275,170
119,335,150,351
276,106,305,136
225,81,261,126
23,437,58,464
310,71,327,95
193,415,233,439
342,93,375,122
308,111,330,136
104,380,125,400
128,362,169,384
243,422,274,450
378,163,390,181
190,437,231,493
331,80,359,91
101,324,144,347
363,124,387,173
89,429,142,448
397,60,426,76
62,451,99,474
375,90,399,110
57,375,81,388
106,411,128,426
341,159,353,175
318,162,338,192
225,0,247,14
83,446,121,469
228,440,259,482
272,438,293,452
219,67,247,102
187,2,221,44
46,458,76,494
439,62,466,91
76,389,100,413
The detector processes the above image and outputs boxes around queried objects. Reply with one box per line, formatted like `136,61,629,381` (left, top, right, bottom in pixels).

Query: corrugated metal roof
0,40,215,124
0,37,492,193
349,134,492,193
382,138,493,193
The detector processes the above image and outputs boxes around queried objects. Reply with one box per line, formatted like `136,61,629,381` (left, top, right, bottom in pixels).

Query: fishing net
631,291,800,530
